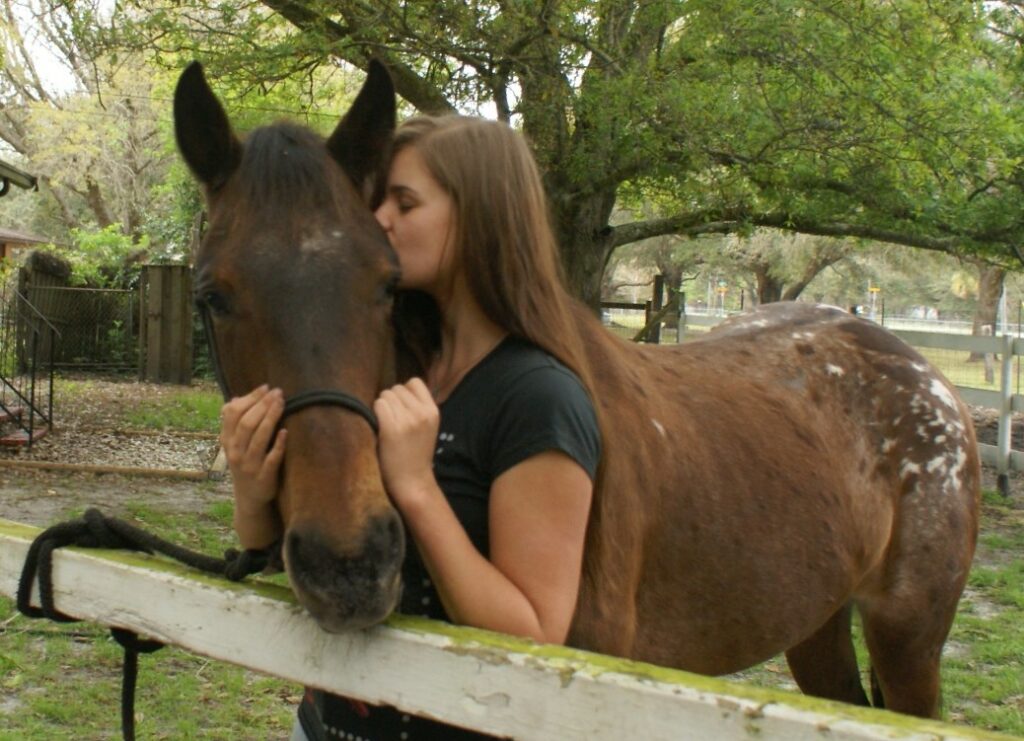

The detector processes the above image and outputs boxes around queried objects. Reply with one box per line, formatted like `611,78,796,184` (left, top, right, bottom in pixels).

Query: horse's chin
296,577,403,633
282,512,406,632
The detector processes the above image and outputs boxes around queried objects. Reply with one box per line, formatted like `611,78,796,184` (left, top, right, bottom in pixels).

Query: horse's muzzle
284,511,405,632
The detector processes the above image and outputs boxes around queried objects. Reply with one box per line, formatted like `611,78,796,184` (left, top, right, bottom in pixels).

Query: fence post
141,265,193,385
649,274,664,344
678,289,687,344
998,333,1013,497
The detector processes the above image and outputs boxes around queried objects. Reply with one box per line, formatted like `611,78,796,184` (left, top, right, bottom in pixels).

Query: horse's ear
174,62,242,190
327,60,396,204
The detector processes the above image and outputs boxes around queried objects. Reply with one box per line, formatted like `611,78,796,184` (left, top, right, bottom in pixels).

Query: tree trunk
552,188,618,311
84,176,114,229
754,264,784,304
969,263,1005,361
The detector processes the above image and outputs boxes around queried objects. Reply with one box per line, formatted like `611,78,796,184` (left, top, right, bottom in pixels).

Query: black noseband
280,390,379,434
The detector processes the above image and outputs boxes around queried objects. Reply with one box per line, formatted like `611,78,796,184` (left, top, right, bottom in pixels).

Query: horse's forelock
235,123,341,213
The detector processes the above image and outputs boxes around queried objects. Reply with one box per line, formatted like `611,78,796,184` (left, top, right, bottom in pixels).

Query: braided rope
17,508,279,741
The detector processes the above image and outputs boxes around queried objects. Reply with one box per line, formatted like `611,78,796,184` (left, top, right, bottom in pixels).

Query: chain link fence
24,285,139,370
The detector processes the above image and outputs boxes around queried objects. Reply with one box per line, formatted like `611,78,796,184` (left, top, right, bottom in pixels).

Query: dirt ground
0,468,232,527
0,377,228,527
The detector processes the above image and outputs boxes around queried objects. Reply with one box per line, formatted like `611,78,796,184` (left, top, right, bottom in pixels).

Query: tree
108,1,1024,306
0,0,172,241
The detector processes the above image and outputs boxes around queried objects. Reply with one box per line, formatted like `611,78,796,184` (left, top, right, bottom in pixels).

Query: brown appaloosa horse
174,61,979,719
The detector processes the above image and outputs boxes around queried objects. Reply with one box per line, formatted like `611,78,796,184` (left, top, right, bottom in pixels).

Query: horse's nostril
286,514,405,586
286,529,324,574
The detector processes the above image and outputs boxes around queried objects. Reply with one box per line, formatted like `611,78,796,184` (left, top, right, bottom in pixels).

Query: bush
37,224,149,289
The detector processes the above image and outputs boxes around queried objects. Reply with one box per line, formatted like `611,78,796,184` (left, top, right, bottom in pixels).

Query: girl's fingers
243,389,284,455
221,385,269,438
223,387,282,463
262,429,287,475
405,377,433,404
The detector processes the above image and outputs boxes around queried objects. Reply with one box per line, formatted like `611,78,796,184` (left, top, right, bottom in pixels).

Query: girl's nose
374,203,390,230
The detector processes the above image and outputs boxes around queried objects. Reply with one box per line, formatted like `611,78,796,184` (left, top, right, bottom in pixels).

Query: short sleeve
487,364,601,481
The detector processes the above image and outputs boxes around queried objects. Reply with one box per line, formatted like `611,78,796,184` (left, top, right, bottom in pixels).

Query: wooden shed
0,227,49,262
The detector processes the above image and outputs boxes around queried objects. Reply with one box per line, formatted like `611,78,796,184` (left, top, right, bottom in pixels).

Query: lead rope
16,507,280,741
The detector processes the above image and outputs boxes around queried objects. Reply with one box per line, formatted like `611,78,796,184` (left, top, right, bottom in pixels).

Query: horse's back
572,302,980,680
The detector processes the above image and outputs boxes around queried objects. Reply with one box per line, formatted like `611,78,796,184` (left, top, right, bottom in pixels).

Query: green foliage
39,224,146,288
97,0,1024,306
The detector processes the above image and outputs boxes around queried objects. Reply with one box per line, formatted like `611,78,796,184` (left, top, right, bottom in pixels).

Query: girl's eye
397,200,414,213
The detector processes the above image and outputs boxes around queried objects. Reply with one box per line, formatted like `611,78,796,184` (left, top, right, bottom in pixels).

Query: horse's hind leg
785,603,870,706
857,597,953,718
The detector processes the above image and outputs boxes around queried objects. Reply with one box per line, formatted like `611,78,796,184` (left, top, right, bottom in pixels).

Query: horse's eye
197,290,231,317
380,275,399,303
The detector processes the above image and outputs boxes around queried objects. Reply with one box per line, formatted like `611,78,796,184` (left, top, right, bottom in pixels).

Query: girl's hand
221,385,287,514
374,378,439,509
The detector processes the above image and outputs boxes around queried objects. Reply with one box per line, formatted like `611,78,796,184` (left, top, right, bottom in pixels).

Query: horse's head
174,62,403,632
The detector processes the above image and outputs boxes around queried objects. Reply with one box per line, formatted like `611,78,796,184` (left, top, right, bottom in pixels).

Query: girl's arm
375,379,592,644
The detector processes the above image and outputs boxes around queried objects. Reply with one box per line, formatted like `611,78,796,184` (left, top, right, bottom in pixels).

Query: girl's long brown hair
390,115,594,393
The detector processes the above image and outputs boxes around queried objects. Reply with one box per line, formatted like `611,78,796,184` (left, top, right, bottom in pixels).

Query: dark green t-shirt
303,336,601,740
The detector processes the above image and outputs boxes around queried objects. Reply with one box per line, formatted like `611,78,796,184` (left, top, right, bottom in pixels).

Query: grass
943,497,1024,734
0,501,297,740
122,390,222,434
53,374,222,434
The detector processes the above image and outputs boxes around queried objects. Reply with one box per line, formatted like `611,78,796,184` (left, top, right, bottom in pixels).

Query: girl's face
374,146,455,295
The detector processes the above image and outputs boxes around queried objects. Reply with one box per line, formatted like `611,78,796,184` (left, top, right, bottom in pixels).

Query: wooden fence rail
0,519,1010,741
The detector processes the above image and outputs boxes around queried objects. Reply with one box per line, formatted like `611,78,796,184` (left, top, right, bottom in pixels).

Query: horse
173,61,980,719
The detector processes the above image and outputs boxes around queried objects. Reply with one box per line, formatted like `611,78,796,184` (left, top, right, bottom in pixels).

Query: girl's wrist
233,501,282,549
390,476,443,519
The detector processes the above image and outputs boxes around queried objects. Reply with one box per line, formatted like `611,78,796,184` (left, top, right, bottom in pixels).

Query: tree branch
260,0,456,113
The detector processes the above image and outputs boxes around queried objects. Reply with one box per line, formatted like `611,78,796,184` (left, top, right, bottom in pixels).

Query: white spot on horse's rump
331,230,346,240
651,418,666,437
948,446,967,486
926,456,948,474
881,438,896,453
929,378,957,410
900,460,921,480
825,363,845,377
911,362,929,373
